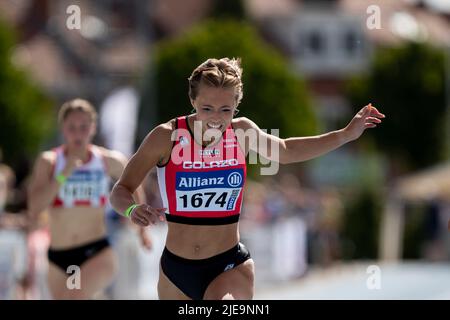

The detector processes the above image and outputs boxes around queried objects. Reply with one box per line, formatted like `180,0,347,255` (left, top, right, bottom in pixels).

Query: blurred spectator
315,187,344,265
23,211,51,300
0,162,14,213
241,180,270,229
0,161,28,299
421,198,449,261
271,174,310,280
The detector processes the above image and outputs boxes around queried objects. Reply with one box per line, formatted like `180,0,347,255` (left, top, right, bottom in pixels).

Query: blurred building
380,162,450,261
248,0,450,188
1,0,448,115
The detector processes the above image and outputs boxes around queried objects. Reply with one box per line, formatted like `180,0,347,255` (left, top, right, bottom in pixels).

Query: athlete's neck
63,145,91,161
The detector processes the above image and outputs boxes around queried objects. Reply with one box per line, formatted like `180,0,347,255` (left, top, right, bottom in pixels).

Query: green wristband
55,174,67,184
124,204,138,218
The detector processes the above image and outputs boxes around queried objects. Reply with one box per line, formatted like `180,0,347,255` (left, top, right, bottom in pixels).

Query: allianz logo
179,176,225,188
178,171,243,188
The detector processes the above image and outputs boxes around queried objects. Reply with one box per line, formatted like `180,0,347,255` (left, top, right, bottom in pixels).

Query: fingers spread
365,116,382,124
139,205,167,224
152,207,167,221
132,215,148,226
368,104,385,118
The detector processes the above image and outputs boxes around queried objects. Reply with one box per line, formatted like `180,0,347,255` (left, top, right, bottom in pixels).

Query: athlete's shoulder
147,119,176,142
158,118,176,132
92,146,128,177
40,150,57,163
94,145,127,163
33,150,57,171
139,119,176,154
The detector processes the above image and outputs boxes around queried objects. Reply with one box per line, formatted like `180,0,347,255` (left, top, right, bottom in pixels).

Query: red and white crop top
52,145,110,208
156,116,246,225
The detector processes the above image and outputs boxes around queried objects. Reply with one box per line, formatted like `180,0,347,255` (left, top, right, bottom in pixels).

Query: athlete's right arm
27,152,82,220
27,152,60,220
110,122,173,226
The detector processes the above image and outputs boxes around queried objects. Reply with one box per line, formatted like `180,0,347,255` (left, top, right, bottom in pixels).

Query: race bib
59,170,104,202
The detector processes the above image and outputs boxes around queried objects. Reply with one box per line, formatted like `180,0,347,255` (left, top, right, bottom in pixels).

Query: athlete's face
191,84,237,133
61,111,96,150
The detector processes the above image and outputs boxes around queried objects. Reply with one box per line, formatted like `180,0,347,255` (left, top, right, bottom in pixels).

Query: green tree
0,19,53,170
139,19,317,150
347,42,446,173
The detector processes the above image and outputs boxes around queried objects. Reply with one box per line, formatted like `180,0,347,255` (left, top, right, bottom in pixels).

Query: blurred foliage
0,19,53,170
346,42,446,174
210,0,247,20
140,18,316,142
341,186,383,260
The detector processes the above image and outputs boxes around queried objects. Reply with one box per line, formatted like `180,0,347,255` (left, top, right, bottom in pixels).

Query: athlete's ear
190,99,198,113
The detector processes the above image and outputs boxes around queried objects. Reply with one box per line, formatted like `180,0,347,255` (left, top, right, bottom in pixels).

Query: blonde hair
188,58,243,105
58,98,97,125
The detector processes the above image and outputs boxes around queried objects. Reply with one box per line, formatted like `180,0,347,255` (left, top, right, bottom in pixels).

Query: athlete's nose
210,110,224,121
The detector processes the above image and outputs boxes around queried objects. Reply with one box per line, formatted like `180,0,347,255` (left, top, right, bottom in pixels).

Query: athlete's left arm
102,148,153,250
235,104,385,164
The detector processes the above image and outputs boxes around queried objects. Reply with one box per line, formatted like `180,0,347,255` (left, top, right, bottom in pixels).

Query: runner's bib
157,116,246,225
52,145,110,208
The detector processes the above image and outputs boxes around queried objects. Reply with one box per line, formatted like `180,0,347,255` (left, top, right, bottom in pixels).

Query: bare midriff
165,222,240,259
48,206,107,249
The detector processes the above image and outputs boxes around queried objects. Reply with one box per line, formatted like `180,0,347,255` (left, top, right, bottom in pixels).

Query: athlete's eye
202,107,211,112
222,109,232,113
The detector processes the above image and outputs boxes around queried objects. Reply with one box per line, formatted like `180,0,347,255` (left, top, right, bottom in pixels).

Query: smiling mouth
207,123,222,129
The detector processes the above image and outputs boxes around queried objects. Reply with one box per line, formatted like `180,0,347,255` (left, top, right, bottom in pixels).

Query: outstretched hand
130,204,166,227
344,103,385,142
